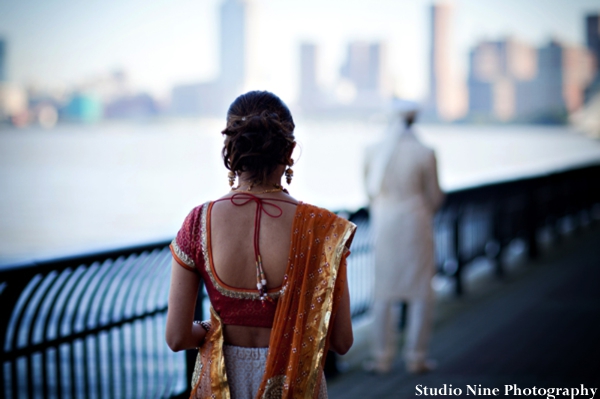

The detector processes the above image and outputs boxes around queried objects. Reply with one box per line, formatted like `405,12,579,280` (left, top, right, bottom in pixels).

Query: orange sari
190,203,356,399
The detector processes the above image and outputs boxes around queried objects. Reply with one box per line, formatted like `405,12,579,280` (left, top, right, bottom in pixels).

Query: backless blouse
170,202,283,328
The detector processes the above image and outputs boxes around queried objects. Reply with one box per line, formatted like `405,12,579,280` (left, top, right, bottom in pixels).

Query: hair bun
221,91,295,184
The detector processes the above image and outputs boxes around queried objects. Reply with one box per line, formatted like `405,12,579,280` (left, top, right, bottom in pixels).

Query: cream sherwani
365,126,444,370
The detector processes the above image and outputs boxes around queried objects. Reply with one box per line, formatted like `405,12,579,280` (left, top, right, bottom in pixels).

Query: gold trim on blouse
201,201,284,301
170,238,196,271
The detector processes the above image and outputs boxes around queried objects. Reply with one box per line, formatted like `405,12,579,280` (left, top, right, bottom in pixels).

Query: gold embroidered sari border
304,219,356,398
262,375,286,399
209,306,231,399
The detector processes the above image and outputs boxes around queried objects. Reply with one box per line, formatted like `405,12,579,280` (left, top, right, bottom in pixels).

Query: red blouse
170,202,282,328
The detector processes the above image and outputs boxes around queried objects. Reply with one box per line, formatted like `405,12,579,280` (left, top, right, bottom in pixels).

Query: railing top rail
444,162,600,196
0,239,172,276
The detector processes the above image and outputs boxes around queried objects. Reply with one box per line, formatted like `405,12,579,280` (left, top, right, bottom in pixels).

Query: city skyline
467,37,596,122
0,0,598,103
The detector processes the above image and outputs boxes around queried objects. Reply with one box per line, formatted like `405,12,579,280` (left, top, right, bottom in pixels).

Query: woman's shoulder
296,203,357,232
178,201,211,232
186,200,211,215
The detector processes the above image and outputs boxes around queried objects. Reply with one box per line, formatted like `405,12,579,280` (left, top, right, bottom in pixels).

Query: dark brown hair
222,91,295,184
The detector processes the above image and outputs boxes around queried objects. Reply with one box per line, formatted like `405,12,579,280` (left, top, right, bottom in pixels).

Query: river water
1,119,599,265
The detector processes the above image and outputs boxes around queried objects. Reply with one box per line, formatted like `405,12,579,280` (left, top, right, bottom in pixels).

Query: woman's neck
235,179,283,193
236,168,286,192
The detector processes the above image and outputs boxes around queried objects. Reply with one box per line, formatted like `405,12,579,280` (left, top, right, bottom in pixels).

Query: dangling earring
228,171,236,187
285,160,294,185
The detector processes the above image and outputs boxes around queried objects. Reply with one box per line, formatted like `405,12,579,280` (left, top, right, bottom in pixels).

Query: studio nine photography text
415,384,598,398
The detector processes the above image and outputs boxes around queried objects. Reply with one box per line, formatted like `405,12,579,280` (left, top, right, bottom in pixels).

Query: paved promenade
328,227,600,398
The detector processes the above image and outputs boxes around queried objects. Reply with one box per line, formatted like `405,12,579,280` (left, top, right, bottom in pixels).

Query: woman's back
210,193,298,347
210,193,298,291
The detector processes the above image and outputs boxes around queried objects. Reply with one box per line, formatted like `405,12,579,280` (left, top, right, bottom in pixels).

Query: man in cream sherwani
364,100,445,374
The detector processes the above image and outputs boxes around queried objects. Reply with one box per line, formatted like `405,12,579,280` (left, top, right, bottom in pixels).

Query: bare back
209,192,298,347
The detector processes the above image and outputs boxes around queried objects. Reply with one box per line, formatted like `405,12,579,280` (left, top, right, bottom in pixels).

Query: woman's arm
328,254,354,355
165,259,207,352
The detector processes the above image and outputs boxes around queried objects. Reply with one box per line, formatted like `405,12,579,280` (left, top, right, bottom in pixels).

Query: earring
285,161,294,185
228,171,236,187
285,167,293,185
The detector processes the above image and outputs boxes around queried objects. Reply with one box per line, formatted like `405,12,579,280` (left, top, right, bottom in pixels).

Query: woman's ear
287,142,296,164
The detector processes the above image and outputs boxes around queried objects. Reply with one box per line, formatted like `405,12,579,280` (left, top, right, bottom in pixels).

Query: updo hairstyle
222,91,296,185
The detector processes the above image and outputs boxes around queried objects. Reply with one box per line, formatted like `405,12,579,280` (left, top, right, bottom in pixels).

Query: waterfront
1,120,600,265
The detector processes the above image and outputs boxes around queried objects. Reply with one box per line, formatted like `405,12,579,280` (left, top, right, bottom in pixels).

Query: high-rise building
468,41,500,118
299,43,320,110
341,42,378,92
0,39,6,82
468,37,536,120
518,40,595,118
584,14,600,102
586,14,600,68
428,2,466,121
543,40,594,113
171,0,249,116
339,41,389,108
219,0,247,98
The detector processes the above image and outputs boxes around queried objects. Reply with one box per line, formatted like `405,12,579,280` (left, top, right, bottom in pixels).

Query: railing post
489,189,507,279
453,209,463,296
526,185,539,260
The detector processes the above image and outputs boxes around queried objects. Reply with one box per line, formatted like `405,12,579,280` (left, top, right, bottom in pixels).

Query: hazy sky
0,0,598,102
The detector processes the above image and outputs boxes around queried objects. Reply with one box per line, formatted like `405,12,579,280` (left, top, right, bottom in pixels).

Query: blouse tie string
214,192,297,305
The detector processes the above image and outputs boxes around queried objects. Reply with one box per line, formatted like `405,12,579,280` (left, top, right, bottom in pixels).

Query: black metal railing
0,242,187,399
433,163,600,295
345,209,374,319
341,163,600,318
1,162,599,397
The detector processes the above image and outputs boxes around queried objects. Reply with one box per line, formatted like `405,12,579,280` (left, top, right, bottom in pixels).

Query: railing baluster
54,344,62,399
71,340,79,398
46,347,57,398
4,360,13,399
95,333,103,399
122,325,129,399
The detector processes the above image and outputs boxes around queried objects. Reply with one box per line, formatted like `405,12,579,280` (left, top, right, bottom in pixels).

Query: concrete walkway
328,227,600,398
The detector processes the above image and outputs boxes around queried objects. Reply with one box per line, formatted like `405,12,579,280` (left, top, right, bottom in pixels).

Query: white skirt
223,345,328,399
